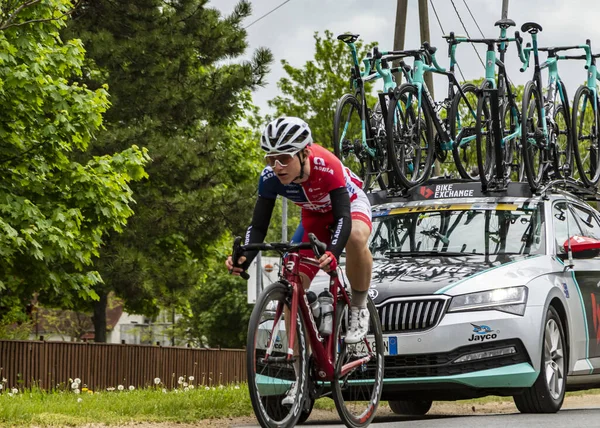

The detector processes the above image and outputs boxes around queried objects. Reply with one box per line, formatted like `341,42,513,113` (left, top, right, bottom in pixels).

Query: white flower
177,378,183,385
117,385,124,391
11,388,18,394
184,387,189,392
188,385,194,390
183,382,188,387
218,385,224,389
106,387,115,392
0,384,3,390
174,389,180,394
128,385,135,391
162,388,167,393
74,378,81,384
2,378,7,383
7,393,13,397
74,389,80,394
71,382,79,390
205,386,210,391
77,398,83,403
212,387,215,390
234,385,240,390
188,376,194,381
154,377,161,385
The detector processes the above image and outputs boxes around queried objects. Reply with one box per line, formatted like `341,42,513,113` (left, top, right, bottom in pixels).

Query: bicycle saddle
521,22,543,34
337,33,359,43
494,18,516,28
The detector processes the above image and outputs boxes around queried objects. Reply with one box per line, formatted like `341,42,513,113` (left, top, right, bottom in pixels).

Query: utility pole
501,0,509,19
418,0,439,175
392,0,409,84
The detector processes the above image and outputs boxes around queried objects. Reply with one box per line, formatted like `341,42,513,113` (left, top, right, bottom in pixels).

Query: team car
311,179,600,415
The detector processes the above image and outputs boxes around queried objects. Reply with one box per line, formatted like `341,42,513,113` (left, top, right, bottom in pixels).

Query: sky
213,0,600,116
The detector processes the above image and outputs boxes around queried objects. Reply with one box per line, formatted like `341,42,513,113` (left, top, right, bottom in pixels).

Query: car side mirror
563,235,600,259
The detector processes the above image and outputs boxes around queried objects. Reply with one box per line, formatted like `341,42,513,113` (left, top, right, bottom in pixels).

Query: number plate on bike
351,335,398,356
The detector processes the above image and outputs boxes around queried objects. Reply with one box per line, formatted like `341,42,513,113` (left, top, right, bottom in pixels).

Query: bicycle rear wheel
333,94,378,192
331,297,384,428
553,82,572,178
247,282,308,428
521,81,545,190
475,81,496,186
572,85,600,186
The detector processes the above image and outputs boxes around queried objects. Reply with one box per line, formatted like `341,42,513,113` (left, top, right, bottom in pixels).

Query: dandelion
81,387,89,393
77,398,83,403
0,384,3,390
174,389,180,394
7,393,13,397
234,385,240,390
154,377,161,385
74,378,81,384
71,382,78,390
205,386,210,391
183,382,188,387
87,390,94,395
117,385,124,391
74,389,80,394
184,387,189,392
178,378,184,385
2,378,7,383
128,385,135,391
162,388,167,394
189,385,194,390
218,385,224,389
188,376,194,381
11,388,18,394
106,387,115,392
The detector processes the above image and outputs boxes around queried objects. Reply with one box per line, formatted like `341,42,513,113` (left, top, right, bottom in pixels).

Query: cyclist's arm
328,187,352,259
240,196,276,271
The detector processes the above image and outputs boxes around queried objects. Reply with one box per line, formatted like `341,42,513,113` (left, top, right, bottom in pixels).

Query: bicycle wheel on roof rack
475,81,496,187
333,94,382,192
450,82,480,180
521,81,545,190
572,85,600,187
386,84,434,188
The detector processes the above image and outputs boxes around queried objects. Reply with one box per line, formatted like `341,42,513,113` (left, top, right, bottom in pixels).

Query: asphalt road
238,407,600,428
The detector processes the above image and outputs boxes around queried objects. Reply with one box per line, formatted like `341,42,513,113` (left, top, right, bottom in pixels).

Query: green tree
268,30,376,150
62,0,273,341
0,0,149,326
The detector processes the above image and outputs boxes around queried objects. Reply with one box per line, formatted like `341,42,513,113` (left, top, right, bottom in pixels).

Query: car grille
377,297,449,332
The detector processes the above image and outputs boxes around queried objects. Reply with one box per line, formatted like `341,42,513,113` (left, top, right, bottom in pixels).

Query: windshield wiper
385,250,485,257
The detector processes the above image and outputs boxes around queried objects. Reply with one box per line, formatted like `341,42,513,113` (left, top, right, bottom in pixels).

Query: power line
244,0,293,30
450,0,486,70
463,0,486,38
429,0,467,82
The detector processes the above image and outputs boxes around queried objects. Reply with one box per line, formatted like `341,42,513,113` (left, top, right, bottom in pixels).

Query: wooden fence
0,340,246,390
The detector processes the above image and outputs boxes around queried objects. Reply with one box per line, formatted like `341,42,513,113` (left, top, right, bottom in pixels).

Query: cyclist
226,116,374,343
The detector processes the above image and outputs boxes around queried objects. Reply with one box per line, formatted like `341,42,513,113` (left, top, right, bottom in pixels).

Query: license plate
352,335,398,356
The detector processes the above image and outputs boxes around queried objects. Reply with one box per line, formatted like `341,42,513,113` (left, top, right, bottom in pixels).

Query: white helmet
260,117,313,154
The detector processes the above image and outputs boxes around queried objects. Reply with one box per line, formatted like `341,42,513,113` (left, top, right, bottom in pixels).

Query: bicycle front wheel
572,85,600,186
553,82,572,178
450,82,479,179
331,297,384,428
247,282,308,428
386,84,433,188
521,81,544,190
333,94,374,191
475,81,496,186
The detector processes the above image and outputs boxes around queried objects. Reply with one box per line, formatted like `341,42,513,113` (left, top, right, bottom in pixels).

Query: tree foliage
61,0,273,341
269,30,376,149
0,0,149,324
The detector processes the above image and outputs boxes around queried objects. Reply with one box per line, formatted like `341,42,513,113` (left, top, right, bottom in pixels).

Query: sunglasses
264,151,298,167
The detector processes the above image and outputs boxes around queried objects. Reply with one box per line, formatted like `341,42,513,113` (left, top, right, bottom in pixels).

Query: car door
568,203,600,366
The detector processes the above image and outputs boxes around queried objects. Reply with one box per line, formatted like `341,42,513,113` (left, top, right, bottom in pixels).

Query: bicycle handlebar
231,233,328,280
423,41,446,72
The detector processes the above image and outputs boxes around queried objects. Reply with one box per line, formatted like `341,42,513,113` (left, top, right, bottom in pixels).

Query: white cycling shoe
281,381,298,406
345,306,369,344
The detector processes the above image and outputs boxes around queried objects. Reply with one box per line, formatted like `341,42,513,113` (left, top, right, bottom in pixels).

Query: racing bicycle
232,234,384,428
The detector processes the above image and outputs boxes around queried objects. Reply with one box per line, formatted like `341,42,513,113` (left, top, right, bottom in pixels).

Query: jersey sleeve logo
314,157,326,166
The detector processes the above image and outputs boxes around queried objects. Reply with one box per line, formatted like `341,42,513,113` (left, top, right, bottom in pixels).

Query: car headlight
447,286,528,316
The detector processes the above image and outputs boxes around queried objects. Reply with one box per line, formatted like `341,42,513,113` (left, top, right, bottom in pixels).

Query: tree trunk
92,292,108,343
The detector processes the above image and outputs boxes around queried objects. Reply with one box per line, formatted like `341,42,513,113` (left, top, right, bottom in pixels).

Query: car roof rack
367,178,600,205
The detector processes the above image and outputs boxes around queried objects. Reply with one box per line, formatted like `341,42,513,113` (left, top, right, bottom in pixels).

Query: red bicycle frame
263,251,374,381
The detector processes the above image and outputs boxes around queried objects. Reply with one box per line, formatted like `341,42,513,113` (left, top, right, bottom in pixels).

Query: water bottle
318,289,334,336
306,291,321,327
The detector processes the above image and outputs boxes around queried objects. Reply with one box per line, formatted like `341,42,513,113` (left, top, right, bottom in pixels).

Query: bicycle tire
331,297,384,428
247,282,308,428
475,81,496,186
553,102,571,179
386,84,434,188
502,100,523,182
333,94,376,192
450,82,479,179
571,85,600,186
521,81,545,190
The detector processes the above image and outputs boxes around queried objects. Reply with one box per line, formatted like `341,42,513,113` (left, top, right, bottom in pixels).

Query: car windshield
369,202,545,258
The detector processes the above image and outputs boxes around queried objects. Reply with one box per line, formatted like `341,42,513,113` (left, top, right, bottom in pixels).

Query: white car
345,180,600,415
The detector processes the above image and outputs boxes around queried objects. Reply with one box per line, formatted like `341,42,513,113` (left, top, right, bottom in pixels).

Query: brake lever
231,236,250,280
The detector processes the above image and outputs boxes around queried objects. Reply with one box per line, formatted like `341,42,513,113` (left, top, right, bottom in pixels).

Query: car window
552,202,584,255
570,204,600,240
369,203,545,258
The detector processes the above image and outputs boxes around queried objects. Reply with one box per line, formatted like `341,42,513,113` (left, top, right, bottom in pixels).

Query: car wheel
513,306,566,413
388,399,433,415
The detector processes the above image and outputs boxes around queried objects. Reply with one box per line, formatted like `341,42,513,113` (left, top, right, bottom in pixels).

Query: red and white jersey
258,144,364,213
